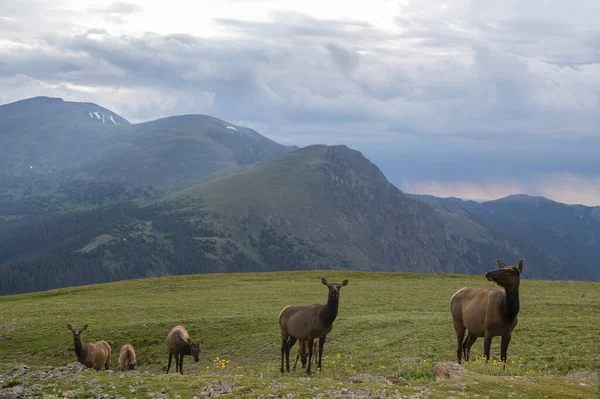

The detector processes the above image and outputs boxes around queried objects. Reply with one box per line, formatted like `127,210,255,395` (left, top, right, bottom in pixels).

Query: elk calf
67,324,111,371
279,278,348,374
119,343,137,371
165,325,203,375
451,259,524,364
294,339,319,370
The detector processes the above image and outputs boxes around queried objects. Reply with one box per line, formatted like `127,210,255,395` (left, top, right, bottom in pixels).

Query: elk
165,325,203,374
119,343,137,371
67,324,111,371
451,259,524,364
279,278,348,374
293,339,319,370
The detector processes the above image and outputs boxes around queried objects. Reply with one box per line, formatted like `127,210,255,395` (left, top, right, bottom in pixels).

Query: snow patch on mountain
88,111,120,124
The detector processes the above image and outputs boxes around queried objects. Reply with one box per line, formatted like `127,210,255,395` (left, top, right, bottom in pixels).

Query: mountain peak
3,96,65,106
0,96,130,125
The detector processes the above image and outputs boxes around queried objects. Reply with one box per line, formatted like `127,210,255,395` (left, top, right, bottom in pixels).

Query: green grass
0,271,598,398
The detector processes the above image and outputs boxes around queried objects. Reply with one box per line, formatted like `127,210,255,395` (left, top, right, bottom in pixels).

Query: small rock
434,361,471,381
385,375,408,385
348,373,384,383
199,380,239,398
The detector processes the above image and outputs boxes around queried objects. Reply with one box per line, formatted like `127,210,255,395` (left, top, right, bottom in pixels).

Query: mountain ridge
0,96,296,189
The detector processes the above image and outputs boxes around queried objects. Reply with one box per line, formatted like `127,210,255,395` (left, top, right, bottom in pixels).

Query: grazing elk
165,325,203,375
451,259,524,364
279,278,348,374
119,343,137,371
67,324,111,371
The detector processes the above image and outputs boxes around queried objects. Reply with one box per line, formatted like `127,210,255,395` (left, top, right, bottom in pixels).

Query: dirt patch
564,371,597,382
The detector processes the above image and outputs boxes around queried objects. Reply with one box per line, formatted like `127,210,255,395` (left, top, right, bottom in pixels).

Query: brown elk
293,339,319,370
67,324,111,371
119,343,137,371
165,325,203,374
279,278,348,374
451,259,524,364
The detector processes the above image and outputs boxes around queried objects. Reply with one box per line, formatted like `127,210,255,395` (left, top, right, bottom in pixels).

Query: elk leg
174,354,180,373
167,352,173,374
304,341,309,368
179,355,184,375
281,336,287,373
306,336,314,375
317,337,325,371
463,333,477,362
454,325,466,363
303,341,309,368
483,331,493,362
293,345,300,370
286,337,296,372
294,340,306,370
500,332,512,366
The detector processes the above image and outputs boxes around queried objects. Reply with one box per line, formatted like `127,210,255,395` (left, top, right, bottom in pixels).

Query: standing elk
279,278,348,374
451,259,524,364
67,324,111,371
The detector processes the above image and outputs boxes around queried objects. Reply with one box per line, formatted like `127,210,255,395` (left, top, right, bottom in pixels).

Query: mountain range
0,96,294,190
0,96,598,294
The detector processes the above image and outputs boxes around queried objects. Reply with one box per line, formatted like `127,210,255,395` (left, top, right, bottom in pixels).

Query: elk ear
341,280,348,286
516,259,524,273
187,338,193,345
67,324,73,331
321,278,328,286
200,340,205,345
496,259,507,269
82,324,88,331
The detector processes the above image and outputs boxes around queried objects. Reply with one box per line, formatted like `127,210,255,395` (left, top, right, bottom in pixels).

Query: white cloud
1,0,599,139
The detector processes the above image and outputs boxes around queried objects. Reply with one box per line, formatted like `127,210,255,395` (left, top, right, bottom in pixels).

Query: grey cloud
1,7,599,142
325,43,359,73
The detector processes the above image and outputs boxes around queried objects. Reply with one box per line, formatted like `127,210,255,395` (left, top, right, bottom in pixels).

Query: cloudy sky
1,0,599,205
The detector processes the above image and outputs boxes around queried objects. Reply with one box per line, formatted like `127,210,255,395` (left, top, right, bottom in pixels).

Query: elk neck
501,284,520,321
73,336,85,359
320,296,339,326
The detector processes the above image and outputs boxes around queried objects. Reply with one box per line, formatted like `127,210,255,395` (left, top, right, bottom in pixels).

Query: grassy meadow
0,270,598,398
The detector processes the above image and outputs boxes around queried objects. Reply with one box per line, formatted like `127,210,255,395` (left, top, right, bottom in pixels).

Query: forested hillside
1,97,599,295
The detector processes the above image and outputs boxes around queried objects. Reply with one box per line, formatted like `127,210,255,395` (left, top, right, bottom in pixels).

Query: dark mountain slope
413,194,600,280
0,145,470,294
173,145,466,273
